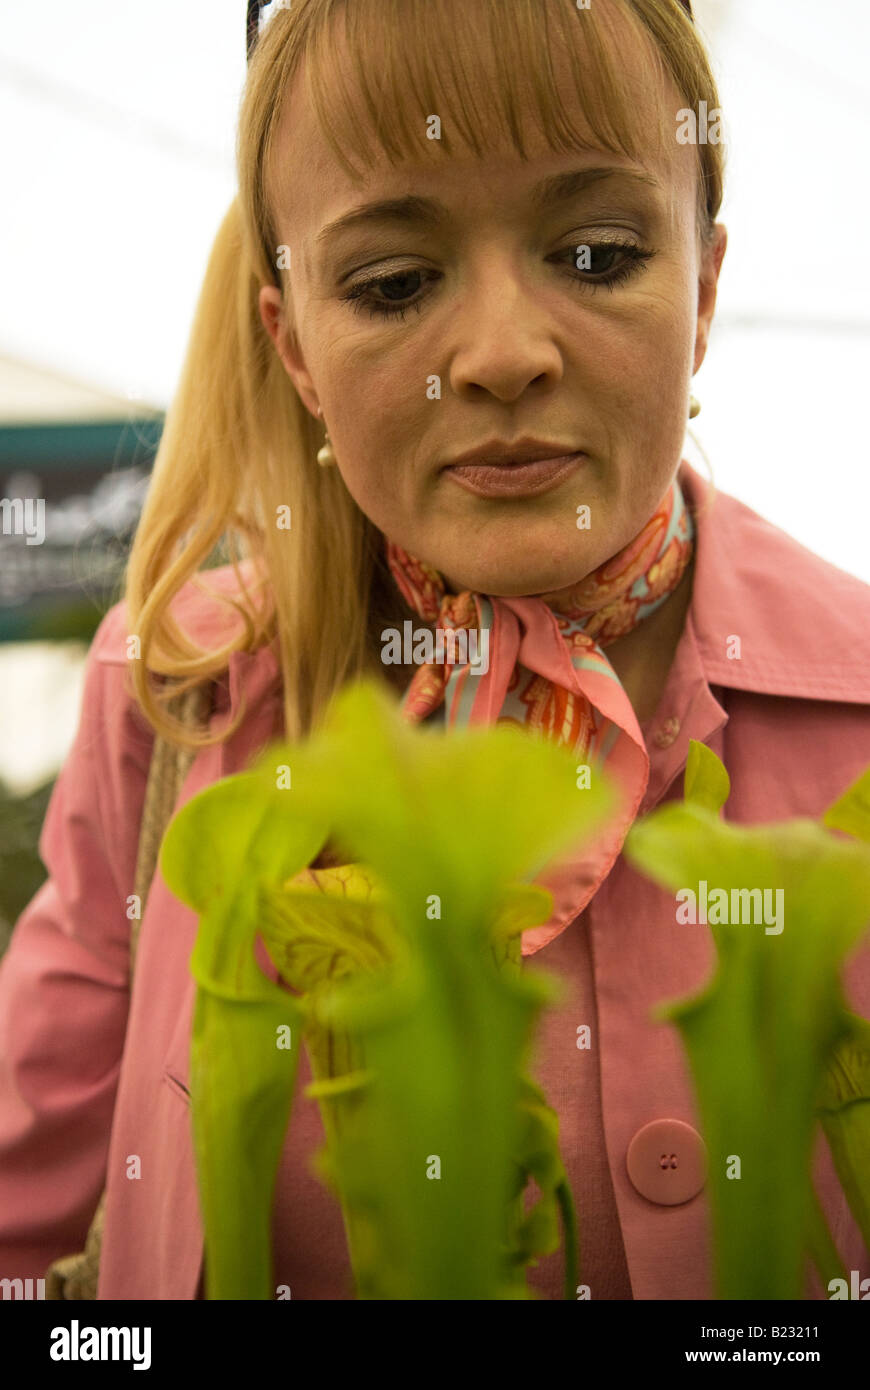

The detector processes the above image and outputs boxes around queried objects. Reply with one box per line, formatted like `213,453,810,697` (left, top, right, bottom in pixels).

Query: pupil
382,272,420,301
591,248,618,274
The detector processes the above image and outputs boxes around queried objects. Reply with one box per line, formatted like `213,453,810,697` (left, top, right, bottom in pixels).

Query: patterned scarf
384,470,696,952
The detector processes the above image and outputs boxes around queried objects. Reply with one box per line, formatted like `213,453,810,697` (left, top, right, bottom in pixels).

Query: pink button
653,716,682,749
626,1119,707,1205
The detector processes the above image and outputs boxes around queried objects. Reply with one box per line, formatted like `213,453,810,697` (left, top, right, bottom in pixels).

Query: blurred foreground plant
624,741,870,1299
161,678,618,1299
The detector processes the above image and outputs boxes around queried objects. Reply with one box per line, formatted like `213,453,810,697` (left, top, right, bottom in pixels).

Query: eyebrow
314,166,662,247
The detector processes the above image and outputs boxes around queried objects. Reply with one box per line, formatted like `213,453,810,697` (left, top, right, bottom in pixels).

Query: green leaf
161,676,621,1299
510,1075,579,1298
823,764,870,843
816,1012,870,1248
249,678,616,933
159,771,326,1298
188,986,301,1299
268,680,618,1298
684,738,730,813
624,797,870,1298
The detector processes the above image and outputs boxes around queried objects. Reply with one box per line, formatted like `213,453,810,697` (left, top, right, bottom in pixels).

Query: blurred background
1,0,868,949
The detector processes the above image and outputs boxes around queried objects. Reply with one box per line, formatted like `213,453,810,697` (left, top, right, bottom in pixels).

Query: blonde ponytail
123,196,387,750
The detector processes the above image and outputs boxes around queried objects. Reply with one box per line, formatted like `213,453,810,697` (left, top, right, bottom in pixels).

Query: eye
554,241,655,291
339,241,655,321
340,267,437,322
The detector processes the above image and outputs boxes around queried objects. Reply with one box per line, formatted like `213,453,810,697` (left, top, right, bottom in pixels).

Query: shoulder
92,560,261,668
682,463,870,704
42,561,269,925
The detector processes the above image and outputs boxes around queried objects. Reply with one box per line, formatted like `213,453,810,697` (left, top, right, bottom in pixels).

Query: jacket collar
679,460,870,704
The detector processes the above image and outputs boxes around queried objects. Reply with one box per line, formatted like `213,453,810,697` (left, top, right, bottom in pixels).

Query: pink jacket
2,460,870,1300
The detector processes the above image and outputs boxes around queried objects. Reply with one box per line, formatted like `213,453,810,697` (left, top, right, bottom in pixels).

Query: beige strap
130,682,213,971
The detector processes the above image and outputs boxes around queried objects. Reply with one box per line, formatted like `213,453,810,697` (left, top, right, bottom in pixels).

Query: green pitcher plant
624,740,870,1299
160,677,619,1299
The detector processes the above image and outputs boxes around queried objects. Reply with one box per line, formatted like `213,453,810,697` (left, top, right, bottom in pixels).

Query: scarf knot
382,472,696,951
386,475,694,741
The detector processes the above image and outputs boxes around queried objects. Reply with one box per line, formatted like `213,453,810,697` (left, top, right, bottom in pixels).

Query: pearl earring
315,407,336,467
689,395,701,419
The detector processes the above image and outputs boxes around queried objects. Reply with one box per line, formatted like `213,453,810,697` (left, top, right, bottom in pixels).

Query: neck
604,551,695,727
379,557,695,716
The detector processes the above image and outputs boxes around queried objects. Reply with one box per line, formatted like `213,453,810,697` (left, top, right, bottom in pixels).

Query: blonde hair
122,0,726,750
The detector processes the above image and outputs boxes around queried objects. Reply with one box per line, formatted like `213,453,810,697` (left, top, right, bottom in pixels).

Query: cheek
331,398,415,511
325,392,423,532
311,314,416,419
310,336,417,497
581,282,696,436
603,273,695,368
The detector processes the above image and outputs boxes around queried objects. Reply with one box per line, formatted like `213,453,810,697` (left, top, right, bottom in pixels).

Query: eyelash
340,243,655,322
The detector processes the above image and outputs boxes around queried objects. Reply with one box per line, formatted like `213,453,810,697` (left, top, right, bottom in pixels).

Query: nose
446,252,565,404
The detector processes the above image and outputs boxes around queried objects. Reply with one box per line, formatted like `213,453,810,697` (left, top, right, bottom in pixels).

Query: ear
258,285,320,419
693,223,727,375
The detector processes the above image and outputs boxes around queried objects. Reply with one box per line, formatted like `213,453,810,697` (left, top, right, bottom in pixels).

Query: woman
1,0,869,1300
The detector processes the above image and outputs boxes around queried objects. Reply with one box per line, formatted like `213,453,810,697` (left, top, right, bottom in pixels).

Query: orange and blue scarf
385,470,695,951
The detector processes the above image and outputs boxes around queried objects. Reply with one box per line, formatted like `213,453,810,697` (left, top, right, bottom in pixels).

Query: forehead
266,0,694,252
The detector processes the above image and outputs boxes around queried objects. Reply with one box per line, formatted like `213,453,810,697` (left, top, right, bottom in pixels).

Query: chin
435,535,608,597
455,568,573,598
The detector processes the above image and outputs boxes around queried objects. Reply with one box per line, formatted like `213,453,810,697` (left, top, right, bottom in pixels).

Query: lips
445,452,586,499
444,438,584,469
